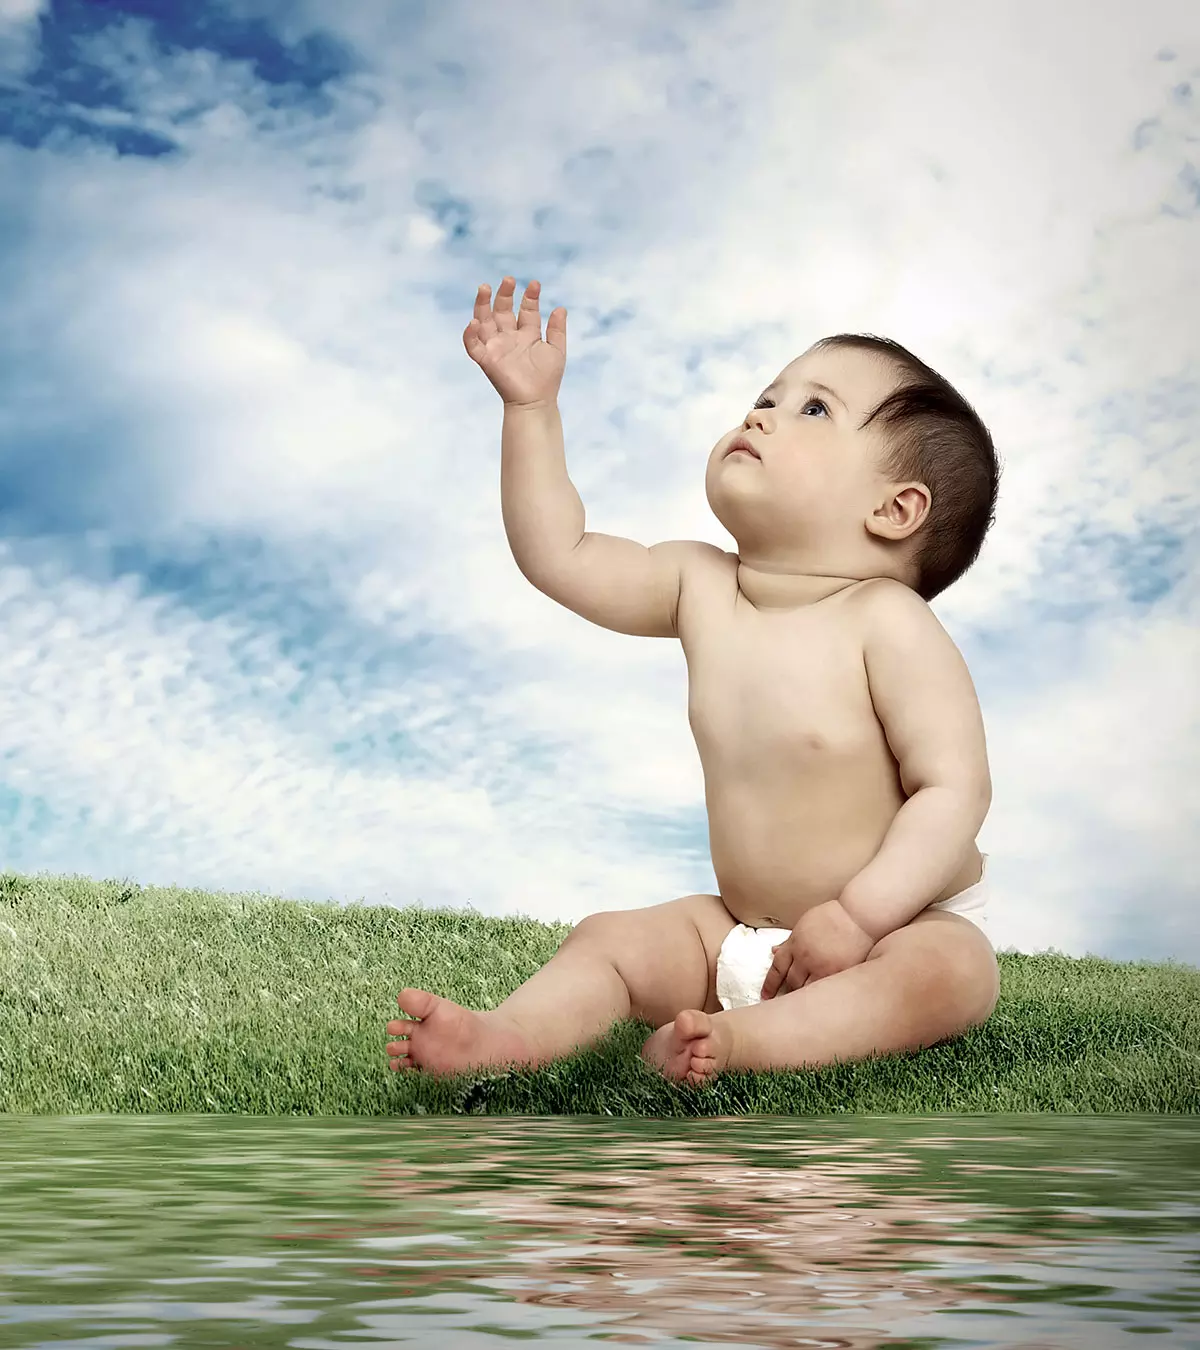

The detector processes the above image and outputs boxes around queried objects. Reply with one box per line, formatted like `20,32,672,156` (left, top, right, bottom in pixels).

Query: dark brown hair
813,334,1001,601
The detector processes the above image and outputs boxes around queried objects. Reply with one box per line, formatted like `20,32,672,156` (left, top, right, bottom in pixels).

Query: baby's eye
752,395,828,416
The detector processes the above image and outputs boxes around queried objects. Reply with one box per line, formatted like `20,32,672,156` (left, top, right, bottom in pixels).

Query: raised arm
466,275,710,639
502,401,709,637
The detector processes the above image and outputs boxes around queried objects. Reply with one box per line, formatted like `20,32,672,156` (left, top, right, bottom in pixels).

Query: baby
386,275,1002,1086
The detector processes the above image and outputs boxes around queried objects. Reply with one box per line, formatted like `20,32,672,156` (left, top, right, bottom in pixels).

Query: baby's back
681,556,923,927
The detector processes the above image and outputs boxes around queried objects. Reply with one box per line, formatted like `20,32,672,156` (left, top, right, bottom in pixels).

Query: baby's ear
868,484,930,541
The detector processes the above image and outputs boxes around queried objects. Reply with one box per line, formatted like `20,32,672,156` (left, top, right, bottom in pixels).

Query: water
0,1115,1196,1349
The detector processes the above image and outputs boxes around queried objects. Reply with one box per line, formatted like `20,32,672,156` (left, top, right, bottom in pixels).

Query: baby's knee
561,909,635,953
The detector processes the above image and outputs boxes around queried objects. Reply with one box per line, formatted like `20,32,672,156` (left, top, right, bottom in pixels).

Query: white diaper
716,924,792,1011
714,855,993,1011
927,853,992,947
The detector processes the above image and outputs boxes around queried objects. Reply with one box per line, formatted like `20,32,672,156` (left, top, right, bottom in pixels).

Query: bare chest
675,564,907,923
682,591,882,771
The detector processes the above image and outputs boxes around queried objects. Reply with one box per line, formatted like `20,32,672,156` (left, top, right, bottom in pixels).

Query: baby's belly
705,760,906,928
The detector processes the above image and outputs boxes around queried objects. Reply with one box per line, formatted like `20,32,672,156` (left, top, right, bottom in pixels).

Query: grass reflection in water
0,1115,1173,1348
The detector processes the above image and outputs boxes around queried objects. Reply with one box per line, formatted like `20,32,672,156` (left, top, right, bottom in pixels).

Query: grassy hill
2,870,1196,1116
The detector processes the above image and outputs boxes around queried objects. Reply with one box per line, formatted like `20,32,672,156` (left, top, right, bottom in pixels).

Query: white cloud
0,0,45,78
0,0,43,23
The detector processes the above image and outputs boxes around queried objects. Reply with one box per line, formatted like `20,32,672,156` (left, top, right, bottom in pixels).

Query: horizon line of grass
1,868,1197,1116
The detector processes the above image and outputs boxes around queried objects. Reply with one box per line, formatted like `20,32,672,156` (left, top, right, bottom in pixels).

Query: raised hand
463,276,567,408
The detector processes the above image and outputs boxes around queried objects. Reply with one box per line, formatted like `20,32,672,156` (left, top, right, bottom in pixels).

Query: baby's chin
706,481,796,537
705,461,763,505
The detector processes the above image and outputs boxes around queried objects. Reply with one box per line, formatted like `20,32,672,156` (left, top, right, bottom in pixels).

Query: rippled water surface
0,1114,1197,1348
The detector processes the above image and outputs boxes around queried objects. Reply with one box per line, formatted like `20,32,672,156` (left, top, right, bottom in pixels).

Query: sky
0,0,1196,964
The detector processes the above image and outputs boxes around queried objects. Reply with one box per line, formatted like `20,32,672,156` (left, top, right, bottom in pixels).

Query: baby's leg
642,909,1000,1085
385,893,736,1075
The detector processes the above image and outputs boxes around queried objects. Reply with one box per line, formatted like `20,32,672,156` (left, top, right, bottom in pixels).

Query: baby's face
704,346,900,554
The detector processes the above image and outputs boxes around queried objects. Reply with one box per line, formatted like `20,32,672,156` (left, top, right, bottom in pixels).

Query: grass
1,868,1197,1116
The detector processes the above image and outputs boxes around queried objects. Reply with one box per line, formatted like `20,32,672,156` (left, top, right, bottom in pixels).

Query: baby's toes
385,1020,414,1069
396,987,439,1020
686,1053,717,1086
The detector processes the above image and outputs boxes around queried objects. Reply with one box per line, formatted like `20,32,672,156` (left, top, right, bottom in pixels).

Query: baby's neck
735,559,866,611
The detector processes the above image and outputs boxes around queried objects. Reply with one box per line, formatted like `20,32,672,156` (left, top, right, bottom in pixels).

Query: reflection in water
0,1116,1196,1348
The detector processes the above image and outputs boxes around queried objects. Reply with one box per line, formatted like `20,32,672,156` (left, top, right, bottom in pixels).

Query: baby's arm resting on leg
838,584,992,942
759,901,876,1000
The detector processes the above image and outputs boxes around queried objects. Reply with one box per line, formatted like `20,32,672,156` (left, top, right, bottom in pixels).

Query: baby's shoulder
843,576,923,616
846,580,973,675
841,577,933,643
679,540,739,590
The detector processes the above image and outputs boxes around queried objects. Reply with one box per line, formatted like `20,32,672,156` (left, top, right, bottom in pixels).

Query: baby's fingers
544,301,567,355
760,954,786,1001
491,274,518,328
515,278,542,333
472,280,495,326
463,282,494,358
512,278,567,353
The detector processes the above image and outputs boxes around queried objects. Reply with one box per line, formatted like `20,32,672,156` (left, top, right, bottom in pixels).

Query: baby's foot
386,988,536,1076
640,1009,732,1086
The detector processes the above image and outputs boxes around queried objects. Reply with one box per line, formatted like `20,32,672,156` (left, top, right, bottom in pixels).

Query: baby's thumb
545,306,567,354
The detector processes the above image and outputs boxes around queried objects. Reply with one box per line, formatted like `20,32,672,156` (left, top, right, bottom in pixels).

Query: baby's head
705,336,1000,601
